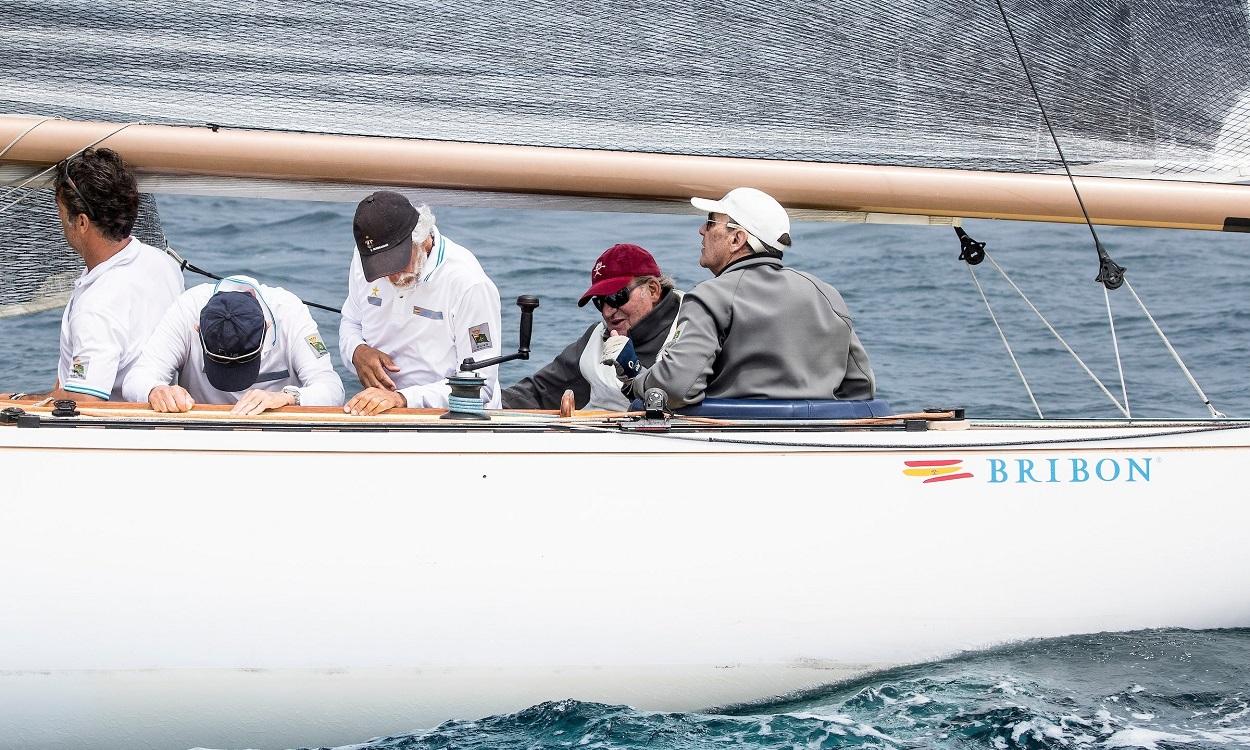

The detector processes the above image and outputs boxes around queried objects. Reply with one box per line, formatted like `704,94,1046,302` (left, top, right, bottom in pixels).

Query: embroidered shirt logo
592,261,606,279
468,322,493,352
70,355,90,380
367,286,382,306
305,334,329,358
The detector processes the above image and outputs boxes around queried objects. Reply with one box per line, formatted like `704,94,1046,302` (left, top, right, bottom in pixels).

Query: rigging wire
0,116,56,161
966,263,1044,418
993,0,1124,290
162,246,341,315
984,252,1129,417
993,0,1223,418
1104,287,1130,418
1123,279,1225,418
0,121,142,214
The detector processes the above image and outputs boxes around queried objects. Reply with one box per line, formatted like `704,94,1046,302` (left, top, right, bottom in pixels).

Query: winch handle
517,295,539,357
460,295,541,372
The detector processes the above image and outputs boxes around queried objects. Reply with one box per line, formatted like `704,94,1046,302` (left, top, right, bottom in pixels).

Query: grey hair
638,274,675,295
411,203,436,244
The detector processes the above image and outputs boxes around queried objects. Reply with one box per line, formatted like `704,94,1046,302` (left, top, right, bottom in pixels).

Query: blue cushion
632,397,893,419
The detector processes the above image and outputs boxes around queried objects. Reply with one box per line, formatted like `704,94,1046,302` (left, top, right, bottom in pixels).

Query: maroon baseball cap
577,244,662,307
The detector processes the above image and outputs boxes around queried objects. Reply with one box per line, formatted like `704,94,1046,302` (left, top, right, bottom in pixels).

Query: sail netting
0,0,1247,178
0,0,1248,313
0,183,166,317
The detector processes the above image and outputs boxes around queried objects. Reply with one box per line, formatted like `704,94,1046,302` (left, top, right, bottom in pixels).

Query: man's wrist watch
281,385,301,406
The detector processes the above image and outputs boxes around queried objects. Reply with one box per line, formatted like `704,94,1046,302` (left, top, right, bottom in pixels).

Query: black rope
166,246,342,314
993,0,1125,290
605,421,1250,451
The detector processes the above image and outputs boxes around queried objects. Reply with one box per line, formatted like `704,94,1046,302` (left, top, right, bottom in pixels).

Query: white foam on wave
1103,727,1195,748
1010,718,1068,745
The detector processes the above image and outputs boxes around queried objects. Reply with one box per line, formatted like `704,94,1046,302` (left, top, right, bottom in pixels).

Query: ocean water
330,628,1250,750
2,193,1249,419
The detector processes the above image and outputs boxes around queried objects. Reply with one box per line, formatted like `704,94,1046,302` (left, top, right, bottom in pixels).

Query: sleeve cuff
63,383,111,400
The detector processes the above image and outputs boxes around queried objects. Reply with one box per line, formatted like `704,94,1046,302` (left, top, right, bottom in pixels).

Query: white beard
388,245,427,289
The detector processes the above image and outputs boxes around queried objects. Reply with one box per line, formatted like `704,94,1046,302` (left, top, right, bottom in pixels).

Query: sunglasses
704,214,745,232
592,279,647,311
57,156,96,221
199,328,264,365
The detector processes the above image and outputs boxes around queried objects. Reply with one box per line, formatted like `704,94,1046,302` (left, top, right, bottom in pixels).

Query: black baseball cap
199,291,266,392
354,191,421,282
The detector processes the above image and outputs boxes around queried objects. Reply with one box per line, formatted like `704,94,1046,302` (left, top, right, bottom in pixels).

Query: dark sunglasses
592,279,646,311
704,213,745,232
57,156,96,221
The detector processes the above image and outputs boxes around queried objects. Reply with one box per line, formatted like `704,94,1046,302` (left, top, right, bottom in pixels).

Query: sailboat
2,0,1250,748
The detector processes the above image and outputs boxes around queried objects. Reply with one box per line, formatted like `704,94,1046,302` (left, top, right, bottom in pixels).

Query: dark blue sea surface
1,193,1248,419
305,629,1250,750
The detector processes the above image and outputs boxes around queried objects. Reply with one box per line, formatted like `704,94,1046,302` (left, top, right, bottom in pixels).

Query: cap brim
577,276,633,307
203,356,263,393
690,196,726,214
359,237,414,283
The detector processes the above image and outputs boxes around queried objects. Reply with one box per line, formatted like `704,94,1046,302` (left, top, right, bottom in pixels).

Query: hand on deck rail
148,385,195,413
230,388,297,416
351,344,401,390
345,386,407,416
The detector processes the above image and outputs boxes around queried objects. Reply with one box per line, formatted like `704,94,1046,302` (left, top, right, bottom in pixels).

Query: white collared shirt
57,237,184,400
338,229,502,407
122,277,345,406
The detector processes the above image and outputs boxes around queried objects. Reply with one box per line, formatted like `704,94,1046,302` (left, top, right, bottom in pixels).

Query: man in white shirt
2,148,183,403
123,276,345,414
339,191,502,415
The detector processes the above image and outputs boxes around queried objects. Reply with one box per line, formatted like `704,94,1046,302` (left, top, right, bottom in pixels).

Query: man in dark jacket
602,188,875,408
503,244,681,411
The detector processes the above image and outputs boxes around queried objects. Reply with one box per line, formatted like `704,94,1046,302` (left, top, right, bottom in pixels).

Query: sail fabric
0,185,166,317
0,0,1247,182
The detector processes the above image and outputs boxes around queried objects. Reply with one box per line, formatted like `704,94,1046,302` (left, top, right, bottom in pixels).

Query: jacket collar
718,251,785,276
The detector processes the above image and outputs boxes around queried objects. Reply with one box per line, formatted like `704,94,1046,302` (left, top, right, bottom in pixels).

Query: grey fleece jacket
629,254,875,408
503,290,682,409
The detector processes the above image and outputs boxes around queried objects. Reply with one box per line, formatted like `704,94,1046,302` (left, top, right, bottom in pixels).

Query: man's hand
148,385,195,413
345,386,407,416
231,388,296,416
601,331,641,383
352,344,401,390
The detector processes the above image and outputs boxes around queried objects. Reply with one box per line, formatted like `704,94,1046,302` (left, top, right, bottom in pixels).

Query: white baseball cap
691,187,792,252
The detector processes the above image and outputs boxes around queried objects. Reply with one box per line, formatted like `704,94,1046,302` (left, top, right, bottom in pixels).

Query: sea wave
306,629,1250,750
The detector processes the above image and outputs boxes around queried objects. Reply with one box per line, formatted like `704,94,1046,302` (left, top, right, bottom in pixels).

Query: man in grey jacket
602,187,874,409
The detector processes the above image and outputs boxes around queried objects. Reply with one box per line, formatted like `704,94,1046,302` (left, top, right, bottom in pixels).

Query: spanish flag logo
903,459,973,483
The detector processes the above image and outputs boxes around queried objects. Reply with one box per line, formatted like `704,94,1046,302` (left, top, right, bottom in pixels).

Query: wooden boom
3,114,1248,231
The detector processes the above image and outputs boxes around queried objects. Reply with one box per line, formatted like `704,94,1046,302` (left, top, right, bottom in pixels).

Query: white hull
2,415,1248,748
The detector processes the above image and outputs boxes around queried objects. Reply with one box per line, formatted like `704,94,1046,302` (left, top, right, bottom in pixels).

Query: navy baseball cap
354,191,420,282
199,291,265,392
